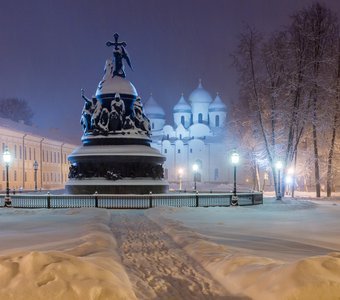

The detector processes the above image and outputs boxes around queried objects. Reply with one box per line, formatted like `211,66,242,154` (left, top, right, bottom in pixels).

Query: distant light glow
178,168,184,176
286,175,293,184
287,167,294,175
276,161,283,170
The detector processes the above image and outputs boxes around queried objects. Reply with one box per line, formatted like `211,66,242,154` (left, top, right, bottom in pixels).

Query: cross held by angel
106,33,133,78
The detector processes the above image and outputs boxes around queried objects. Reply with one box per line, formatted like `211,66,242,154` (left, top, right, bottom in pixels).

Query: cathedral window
152,122,155,129
166,134,169,139
14,170,17,181
14,145,17,158
2,170,5,181
198,113,203,123
179,134,182,139
215,115,220,127
177,149,181,154
190,148,193,153
19,146,22,159
164,149,167,154
181,116,185,126
29,148,31,160
24,172,27,182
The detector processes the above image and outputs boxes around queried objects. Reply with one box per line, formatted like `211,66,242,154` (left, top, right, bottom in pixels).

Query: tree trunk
312,94,321,197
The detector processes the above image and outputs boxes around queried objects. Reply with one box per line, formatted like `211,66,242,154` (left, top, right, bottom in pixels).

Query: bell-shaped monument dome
95,59,138,97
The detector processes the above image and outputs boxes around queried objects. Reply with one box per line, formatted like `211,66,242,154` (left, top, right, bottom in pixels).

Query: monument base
65,178,168,194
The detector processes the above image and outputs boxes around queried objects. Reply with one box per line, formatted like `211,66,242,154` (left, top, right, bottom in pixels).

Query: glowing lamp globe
3,148,11,164
231,152,239,165
192,164,199,172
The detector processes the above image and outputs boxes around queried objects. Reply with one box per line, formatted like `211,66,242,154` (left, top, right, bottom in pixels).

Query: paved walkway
110,211,248,300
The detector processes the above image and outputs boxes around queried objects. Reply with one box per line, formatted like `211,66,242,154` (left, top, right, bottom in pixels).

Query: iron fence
0,192,263,209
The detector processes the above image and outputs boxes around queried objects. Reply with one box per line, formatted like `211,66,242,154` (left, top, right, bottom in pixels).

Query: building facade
144,81,231,186
0,117,77,191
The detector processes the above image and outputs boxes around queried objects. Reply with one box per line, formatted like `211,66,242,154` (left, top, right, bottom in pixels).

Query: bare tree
0,98,34,125
233,3,339,198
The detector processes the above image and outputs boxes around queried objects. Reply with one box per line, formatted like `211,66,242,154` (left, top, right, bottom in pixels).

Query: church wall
150,118,165,131
208,111,226,128
174,112,191,128
191,103,210,124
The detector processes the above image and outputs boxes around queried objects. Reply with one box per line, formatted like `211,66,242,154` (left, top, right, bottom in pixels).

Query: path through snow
110,211,248,300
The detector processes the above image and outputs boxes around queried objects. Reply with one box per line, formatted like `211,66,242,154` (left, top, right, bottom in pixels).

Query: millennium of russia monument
66,33,168,194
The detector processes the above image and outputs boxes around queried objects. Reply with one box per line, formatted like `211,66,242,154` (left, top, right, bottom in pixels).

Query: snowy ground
0,197,339,299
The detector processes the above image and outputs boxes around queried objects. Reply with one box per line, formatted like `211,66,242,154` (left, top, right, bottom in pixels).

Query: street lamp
178,168,184,191
192,164,199,191
3,147,11,206
33,160,39,192
276,160,283,200
231,150,240,206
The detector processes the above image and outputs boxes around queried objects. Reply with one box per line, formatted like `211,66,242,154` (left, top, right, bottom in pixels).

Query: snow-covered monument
144,81,229,186
66,33,168,194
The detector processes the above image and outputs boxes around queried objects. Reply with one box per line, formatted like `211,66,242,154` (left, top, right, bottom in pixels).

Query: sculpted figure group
80,91,150,136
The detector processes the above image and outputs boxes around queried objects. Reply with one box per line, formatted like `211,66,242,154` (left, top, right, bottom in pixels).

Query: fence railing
0,192,263,209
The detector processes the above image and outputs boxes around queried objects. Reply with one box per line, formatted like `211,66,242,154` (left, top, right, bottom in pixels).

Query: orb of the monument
65,33,168,194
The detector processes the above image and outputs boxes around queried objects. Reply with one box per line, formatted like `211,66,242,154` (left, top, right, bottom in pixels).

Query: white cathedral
144,80,231,187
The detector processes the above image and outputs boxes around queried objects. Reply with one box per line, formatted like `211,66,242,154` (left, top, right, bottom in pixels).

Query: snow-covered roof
209,93,227,112
173,94,191,113
144,94,165,118
188,80,213,104
0,117,77,146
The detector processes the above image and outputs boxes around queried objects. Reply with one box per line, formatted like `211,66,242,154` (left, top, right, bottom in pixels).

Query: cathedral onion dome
188,80,213,104
209,93,227,112
173,94,191,113
144,94,165,118
95,75,138,97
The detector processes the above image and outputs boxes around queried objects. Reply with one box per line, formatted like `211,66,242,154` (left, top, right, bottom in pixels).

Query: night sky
1,0,340,144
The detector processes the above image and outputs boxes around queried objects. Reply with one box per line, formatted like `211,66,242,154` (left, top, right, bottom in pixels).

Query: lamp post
276,161,283,200
231,150,240,206
3,147,11,207
192,164,199,191
33,160,39,192
178,168,183,191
